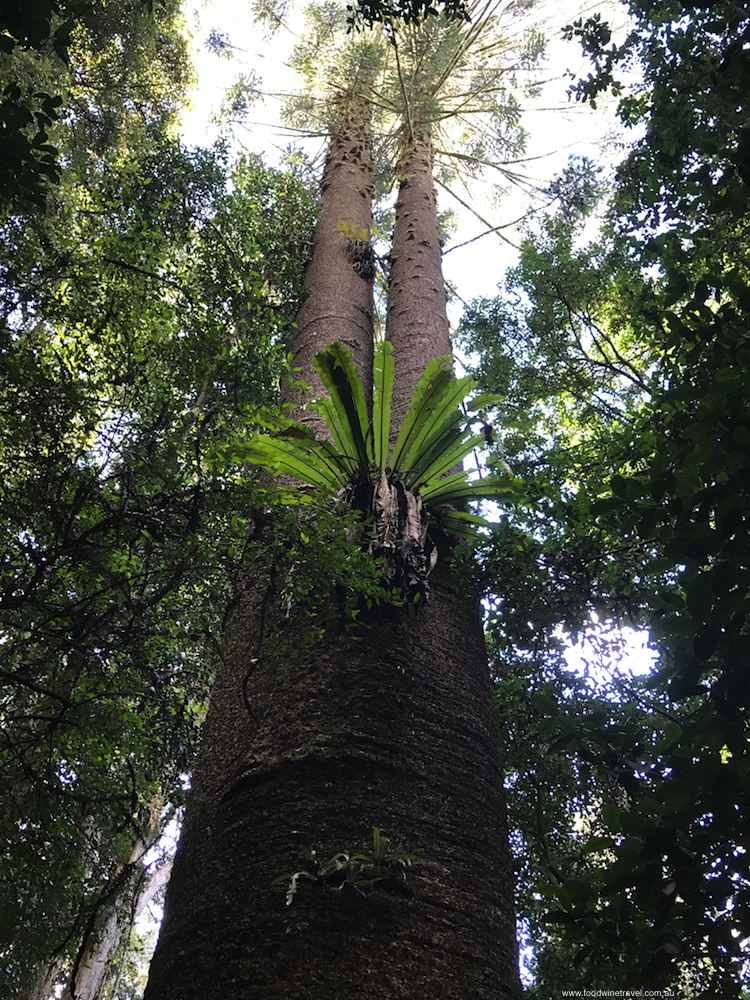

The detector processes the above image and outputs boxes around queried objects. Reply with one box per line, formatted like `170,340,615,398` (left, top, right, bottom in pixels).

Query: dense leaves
348,0,470,31
0,0,192,211
459,2,750,994
0,140,315,996
238,340,518,599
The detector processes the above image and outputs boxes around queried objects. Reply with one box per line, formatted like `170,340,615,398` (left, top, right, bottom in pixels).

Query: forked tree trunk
143,109,520,1000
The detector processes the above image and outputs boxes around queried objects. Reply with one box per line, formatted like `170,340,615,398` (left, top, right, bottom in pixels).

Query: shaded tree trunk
20,961,64,1000
143,562,519,999
61,856,172,1000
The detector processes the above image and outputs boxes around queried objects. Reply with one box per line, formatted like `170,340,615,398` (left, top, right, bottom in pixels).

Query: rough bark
143,561,519,1000
285,106,376,435
385,131,453,435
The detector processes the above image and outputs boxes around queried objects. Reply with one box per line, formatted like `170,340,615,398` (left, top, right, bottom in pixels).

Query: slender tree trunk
284,104,376,433
60,857,172,1000
385,130,453,431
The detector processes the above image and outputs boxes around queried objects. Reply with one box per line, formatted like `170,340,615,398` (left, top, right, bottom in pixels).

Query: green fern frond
313,343,370,475
372,339,394,469
239,341,517,578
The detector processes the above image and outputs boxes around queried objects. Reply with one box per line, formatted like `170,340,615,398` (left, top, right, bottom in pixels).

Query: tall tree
0,140,315,999
281,9,384,418
143,3,541,998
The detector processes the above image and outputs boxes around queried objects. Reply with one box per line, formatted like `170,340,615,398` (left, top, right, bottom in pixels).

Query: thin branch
100,258,192,302
0,669,75,709
436,177,521,250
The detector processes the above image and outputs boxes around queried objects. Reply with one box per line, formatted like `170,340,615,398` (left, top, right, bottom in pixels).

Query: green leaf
372,340,394,469
250,406,317,438
311,396,360,477
601,803,622,833
420,473,516,505
464,392,504,410
390,355,455,471
237,437,344,489
313,343,370,474
686,572,714,619
394,369,476,471
411,431,485,489
401,410,465,485
435,509,494,540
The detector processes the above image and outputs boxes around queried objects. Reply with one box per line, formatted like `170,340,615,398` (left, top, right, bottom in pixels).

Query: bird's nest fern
237,340,517,599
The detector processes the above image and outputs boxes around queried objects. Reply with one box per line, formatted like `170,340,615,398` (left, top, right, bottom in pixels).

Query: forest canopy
458,2,750,992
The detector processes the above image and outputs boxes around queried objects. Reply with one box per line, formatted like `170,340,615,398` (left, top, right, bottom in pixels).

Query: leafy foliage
276,827,424,905
0,0,192,211
0,143,315,996
458,3,750,989
348,0,470,32
282,0,539,200
236,339,518,598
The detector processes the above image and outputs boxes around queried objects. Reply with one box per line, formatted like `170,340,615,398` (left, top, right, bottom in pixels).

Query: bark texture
385,132,453,435
286,108,376,435
144,562,520,1000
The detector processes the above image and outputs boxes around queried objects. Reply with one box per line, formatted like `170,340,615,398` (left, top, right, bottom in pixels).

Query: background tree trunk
61,858,172,1000
20,962,63,1000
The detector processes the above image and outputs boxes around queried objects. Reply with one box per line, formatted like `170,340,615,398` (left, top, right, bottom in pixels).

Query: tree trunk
284,105,376,434
144,103,520,1000
61,857,172,1000
143,558,519,1000
20,961,64,1000
385,130,453,432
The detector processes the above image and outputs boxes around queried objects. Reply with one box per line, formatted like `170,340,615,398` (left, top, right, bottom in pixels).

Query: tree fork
144,97,520,1000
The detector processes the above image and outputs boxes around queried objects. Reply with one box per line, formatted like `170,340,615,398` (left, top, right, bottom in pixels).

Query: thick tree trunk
385,130,453,433
284,106,376,433
143,561,519,1000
